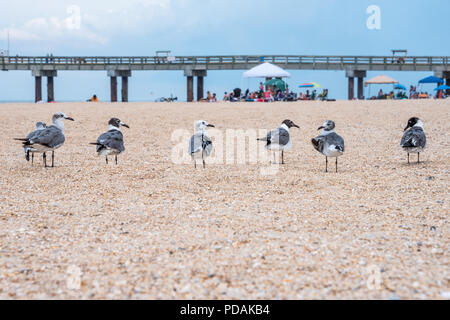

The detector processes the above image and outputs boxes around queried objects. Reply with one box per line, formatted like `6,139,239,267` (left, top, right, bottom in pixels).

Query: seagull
188,120,215,168
16,121,47,165
311,120,345,172
15,112,74,168
257,119,299,164
90,118,129,164
401,117,427,164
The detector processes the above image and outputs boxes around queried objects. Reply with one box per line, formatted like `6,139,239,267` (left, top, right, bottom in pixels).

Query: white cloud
0,5,108,45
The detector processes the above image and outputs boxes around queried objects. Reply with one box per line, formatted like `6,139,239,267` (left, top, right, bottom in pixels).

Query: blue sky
0,0,448,101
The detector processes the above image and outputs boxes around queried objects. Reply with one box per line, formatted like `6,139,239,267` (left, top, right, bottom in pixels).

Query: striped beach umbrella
299,82,322,88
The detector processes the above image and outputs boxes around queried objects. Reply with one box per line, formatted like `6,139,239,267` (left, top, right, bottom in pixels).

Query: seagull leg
106,156,108,164
282,151,285,165
31,153,34,165
407,153,410,164
43,152,47,168
51,151,55,168
202,152,206,169
273,152,276,164
115,155,118,165
325,157,328,173
417,153,420,164
336,157,338,173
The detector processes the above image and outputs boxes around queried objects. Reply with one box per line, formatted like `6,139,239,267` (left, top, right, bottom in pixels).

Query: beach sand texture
0,100,448,299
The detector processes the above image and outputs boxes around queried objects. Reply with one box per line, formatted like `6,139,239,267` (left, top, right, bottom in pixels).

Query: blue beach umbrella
418,76,444,84
434,85,450,91
394,84,407,90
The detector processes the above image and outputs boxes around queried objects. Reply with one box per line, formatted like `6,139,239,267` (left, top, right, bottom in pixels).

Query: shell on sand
0,100,448,299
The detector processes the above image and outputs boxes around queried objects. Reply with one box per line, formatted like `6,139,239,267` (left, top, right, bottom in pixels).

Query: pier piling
47,76,54,102
110,76,117,102
197,76,204,101
121,76,128,102
32,69,57,102
346,70,366,100
185,68,207,102
108,69,131,102
35,76,42,103
187,76,194,102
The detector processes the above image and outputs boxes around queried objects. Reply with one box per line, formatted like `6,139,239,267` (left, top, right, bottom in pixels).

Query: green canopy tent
264,78,287,91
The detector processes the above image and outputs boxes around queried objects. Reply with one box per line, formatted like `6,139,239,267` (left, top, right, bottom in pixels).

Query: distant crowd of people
369,86,447,100
409,85,447,99
200,91,218,102
220,83,329,103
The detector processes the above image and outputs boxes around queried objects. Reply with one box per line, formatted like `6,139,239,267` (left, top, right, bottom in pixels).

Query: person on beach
88,94,99,102
264,89,274,102
378,89,384,99
205,91,212,102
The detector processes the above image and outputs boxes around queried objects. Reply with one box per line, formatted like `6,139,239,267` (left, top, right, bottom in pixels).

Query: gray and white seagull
15,112,74,168
18,121,47,165
258,119,299,164
188,120,215,169
400,117,427,164
90,118,129,165
311,120,345,172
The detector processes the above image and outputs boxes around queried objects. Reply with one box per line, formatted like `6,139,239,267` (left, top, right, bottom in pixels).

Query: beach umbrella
418,76,444,84
299,82,322,88
394,84,407,90
434,85,450,91
365,75,399,85
364,75,399,98
243,62,291,78
265,78,286,90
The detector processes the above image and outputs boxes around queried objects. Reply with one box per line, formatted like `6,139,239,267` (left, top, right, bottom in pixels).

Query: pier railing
1,55,449,70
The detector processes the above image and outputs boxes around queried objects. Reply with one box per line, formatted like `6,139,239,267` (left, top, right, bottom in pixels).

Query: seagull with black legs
90,118,129,165
15,112,74,168
188,120,215,169
311,120,345,173
401,117,427,164
258,119,299,164
15,121,47,165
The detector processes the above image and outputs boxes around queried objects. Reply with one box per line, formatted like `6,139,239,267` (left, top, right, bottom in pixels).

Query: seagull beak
318,126,324,130
404,125,410,131
293,124,300,129
121,123,130,128
65,117,75,121
207,124,215,128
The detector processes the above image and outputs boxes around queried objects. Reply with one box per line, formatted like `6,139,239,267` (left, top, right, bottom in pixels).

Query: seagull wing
96,130,125,153
311,135,325,153
262,128,290,146
26,126,65,149
326,132,345,152
401,127,426,148
202,134,213,157
189,132,212,155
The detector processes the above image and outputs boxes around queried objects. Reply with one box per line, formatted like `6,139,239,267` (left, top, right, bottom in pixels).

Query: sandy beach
0,99,448,299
